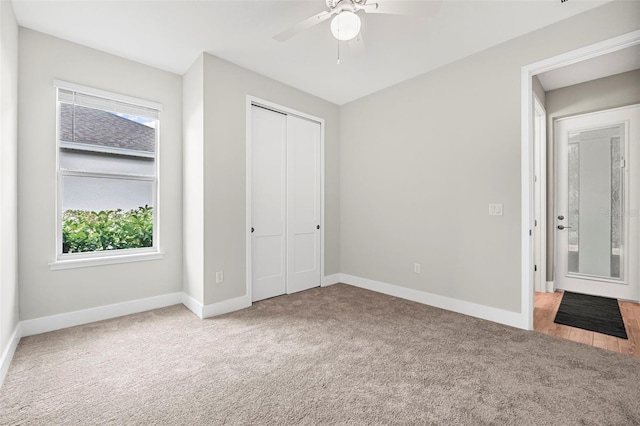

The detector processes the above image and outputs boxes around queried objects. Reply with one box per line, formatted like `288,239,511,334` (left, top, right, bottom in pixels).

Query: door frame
533,94,548,293
245,96,325,302
520,29,640,330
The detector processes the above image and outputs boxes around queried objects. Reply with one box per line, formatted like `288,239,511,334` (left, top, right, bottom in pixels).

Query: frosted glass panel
567,125,623,280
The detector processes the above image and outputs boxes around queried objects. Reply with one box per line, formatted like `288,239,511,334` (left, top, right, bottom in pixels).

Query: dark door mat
554,291,628,339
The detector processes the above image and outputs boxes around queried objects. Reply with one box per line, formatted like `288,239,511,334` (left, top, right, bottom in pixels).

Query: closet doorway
247,99,324,302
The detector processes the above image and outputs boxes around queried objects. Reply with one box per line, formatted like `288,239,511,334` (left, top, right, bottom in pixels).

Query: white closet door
251,106,287,302
286,115,321,294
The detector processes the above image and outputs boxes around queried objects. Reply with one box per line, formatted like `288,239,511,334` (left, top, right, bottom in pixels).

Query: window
54,81,162,266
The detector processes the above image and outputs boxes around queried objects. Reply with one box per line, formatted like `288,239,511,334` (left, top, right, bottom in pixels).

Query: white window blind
57,88,160,120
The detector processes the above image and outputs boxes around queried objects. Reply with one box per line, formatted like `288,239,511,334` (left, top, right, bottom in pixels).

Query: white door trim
533,94,547,293
245,96,325,303
520,29,640,330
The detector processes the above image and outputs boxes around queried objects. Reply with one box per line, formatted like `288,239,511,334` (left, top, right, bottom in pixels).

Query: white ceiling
537,44,640,91
12,0,612,105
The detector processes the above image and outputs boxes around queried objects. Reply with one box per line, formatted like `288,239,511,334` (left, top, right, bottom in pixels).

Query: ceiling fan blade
273,10,335,42
362,1,442,16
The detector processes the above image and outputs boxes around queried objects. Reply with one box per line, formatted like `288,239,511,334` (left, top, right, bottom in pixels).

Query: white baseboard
322,273,342,287
341,274,525,329
0,323,22,389
546,281,555,293
181,293,204,319
202,294,251,318
20,292,183,337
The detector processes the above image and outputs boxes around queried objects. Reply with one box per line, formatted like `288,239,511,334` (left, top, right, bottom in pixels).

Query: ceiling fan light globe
330,11,361,41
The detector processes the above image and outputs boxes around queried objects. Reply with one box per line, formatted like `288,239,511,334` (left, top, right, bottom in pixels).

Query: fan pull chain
337,39,340,65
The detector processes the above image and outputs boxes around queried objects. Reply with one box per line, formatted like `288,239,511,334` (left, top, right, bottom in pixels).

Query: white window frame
50,80,163,270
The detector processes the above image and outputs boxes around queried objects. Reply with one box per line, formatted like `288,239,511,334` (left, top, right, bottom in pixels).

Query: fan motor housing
328,0,367,11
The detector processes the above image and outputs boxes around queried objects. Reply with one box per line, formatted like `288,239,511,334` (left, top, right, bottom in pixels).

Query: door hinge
534,219,537,226
621,159,626,168
529,229,532,236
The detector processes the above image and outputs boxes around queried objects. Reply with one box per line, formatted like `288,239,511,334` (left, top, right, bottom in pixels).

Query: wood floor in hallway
534,291,640,358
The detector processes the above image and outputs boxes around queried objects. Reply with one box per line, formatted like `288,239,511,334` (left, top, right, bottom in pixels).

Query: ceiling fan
274,0,441,43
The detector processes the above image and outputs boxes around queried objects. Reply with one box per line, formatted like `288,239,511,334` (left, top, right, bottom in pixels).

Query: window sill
49,251,164,271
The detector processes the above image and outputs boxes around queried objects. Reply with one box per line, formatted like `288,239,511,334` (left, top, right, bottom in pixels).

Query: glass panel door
566,125,623,280
555,105,639,301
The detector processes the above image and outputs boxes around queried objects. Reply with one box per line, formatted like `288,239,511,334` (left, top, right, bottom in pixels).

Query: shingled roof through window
60,103,155,153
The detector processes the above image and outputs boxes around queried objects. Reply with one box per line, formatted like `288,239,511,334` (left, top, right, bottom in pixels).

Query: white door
286,115,322,294
251,105,287,302
251,105,322,302
555,104,640,301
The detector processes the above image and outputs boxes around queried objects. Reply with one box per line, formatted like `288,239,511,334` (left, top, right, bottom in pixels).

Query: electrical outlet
215,271,224,283
414,263,421,274
489,203,503,216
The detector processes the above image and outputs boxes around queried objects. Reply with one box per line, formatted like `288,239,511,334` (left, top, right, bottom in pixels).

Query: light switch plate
489,204,503,216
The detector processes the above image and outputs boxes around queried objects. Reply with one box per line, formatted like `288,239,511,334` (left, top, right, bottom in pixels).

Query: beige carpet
1,284,639,425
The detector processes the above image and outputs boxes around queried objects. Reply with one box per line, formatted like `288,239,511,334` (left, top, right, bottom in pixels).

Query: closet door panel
251,106,287,302
287,115,321,294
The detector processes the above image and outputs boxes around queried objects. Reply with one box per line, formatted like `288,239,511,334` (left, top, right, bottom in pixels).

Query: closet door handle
251,227,254,233
316,225,320,230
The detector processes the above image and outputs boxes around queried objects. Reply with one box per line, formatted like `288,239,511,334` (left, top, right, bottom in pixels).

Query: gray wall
201,53,340,305
0,0,19,357
18,29,184,320
8,1,639,325
545,69,640,282
340,1,640,313
532,76,546,106
183,54,205,305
